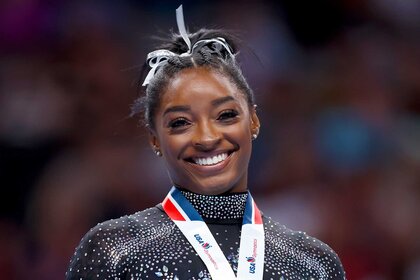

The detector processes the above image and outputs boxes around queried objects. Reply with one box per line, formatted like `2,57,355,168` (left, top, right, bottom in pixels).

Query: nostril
192,122,222,150
193,138,221,151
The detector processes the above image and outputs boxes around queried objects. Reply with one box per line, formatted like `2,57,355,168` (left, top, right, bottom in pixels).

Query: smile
192,153,228,166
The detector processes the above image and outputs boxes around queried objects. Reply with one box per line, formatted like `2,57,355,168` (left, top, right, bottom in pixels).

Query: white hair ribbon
176,5,192,54
142,49,177,86
191,37,234,57
142,5,234,86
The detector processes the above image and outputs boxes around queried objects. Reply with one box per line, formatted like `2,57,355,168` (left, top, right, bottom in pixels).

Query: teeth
193,153,228,166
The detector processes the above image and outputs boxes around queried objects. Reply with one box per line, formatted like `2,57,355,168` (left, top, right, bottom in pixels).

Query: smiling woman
151,68,258,195
66,5,346,280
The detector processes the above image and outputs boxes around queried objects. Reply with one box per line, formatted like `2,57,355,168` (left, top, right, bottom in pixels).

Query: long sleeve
66,223,119,279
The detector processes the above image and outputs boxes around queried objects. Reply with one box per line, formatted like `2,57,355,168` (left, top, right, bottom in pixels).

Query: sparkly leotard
66,190,345,279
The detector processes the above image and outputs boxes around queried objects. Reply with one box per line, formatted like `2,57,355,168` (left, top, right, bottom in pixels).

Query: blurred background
1,0,419,279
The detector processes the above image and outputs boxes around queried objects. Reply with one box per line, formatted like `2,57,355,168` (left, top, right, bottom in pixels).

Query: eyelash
167,110,239,130
168,118,191,129
217,110,239,121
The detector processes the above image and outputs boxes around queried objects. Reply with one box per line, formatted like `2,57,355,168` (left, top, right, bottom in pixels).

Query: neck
180,188,248,220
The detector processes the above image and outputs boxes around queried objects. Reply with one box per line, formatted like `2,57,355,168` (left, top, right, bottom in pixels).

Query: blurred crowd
1,0,419,279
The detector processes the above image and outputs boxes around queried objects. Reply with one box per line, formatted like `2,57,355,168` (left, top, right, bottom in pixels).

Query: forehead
160,67,246,107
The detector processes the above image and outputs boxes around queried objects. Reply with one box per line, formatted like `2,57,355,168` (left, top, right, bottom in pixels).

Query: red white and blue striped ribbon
162,187,265,280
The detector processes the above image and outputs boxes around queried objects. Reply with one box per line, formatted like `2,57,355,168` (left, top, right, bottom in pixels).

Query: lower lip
186,153,234,173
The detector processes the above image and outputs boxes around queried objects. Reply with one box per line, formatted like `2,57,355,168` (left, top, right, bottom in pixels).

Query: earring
252,127,259,140
153,145,162,157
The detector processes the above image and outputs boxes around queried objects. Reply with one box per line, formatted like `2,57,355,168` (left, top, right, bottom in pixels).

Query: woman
66,6,345,280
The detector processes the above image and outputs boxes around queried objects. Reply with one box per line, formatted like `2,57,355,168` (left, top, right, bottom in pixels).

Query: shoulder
81,206,166,243
262,215,346,279
66,206,168,279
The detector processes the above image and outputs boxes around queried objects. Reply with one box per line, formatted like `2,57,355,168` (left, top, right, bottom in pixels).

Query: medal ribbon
162,187,265,280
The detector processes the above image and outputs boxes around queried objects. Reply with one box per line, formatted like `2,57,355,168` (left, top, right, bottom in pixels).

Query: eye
217,109,239,122
168,118,191,129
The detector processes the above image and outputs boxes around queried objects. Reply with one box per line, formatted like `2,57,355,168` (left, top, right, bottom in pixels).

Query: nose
192,120,221,150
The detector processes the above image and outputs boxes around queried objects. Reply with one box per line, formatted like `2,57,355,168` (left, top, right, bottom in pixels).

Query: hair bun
191,37,234,60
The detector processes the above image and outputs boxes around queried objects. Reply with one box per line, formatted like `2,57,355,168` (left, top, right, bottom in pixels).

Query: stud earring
252,127,259,140
153,145,162,157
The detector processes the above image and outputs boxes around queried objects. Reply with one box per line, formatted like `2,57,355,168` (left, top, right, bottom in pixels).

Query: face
150,67,260,195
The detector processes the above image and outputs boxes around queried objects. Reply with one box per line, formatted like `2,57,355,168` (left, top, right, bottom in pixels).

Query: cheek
162,135,189,158
238,122,253,151
235,121,252,141
225,122,253,150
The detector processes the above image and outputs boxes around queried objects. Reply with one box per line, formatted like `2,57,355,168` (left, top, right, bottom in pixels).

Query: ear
250,105,260,137
148,129,161,153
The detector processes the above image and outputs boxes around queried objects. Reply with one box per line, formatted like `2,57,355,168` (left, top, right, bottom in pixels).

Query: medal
162,187,265,280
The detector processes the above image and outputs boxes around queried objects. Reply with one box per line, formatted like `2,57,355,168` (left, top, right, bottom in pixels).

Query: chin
181,177,245,195
170,165,248,195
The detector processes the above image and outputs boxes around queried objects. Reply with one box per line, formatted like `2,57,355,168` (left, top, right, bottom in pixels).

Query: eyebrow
163,96,236,116
211,96,235,106
163,105,191,116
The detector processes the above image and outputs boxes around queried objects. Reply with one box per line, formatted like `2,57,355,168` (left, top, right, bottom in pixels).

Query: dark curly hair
132,28,255,130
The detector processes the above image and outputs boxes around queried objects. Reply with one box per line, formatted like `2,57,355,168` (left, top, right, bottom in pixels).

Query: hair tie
142,5,235,87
